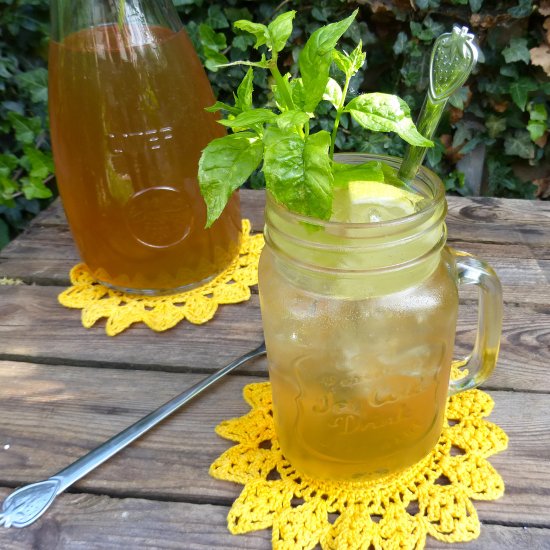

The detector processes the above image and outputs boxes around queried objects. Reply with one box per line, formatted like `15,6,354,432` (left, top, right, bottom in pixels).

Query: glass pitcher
258,153,502,481
48,0,241,294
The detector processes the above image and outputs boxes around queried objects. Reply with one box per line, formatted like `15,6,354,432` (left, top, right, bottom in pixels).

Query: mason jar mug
258,153,503,481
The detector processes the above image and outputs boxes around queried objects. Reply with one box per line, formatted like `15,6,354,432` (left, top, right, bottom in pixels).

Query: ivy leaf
22,146,54,179
345,93,433,146
267,11,296,54
199,23,228,71
198,132,263,227
206,5,228,30
299,10,357,112
485,115,507,138
449,86,469,109
0,153,18,178
504,130,535,159
509,77,538,110
508,0,533,18
393,32,408,55
263,127,334,219
527,103,548,141
0,174,18,200
469,0,484,12
15,68,48,104
502,37,531,64
199,23,226,50
21,176,52,200
7,112,42,145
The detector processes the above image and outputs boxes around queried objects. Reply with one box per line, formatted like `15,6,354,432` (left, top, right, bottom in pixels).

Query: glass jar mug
48,0,241,294
258,153,502,481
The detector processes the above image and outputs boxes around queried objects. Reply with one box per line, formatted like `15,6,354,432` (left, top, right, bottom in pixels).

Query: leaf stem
330,74,351,159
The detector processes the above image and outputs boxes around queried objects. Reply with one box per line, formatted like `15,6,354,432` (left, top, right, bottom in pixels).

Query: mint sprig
198,10,432,227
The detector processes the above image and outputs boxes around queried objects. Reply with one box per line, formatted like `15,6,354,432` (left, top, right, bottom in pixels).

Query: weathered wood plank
0,285,265,372
0,285,547,392
2,191,549,289
0,362,548,527
0,488,546,549
0,489,271,549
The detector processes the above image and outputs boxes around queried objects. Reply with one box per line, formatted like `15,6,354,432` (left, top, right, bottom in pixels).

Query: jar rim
267,152,446,229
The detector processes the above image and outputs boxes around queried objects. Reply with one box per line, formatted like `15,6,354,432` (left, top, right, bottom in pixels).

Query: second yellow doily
210,382,508,550
58,219,263,336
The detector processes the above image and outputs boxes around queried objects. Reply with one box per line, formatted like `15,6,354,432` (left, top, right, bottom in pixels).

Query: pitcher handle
449,250,503,395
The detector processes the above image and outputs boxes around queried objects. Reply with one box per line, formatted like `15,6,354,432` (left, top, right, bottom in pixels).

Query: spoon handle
53,342,266,493
398,26,479,184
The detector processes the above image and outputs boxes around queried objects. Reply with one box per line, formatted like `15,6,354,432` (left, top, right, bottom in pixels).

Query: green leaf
485,116,507,138
502,37,531,64
23,146,54,179
198,132,263,227
509,77,538,111
469,0,483,12
323,78,343,108
205,101,240,116
345,93,433,146
217,108,277,129
21,176,52,200
7,112,42,145
263,127,334,219
206,5,229,29
449,87,469,110
267,11,296,53
508,0,533,18
15,68,48,104
334,41,365,78
199,23,227,51
0,174,18,199
276,110,311,130
290,78,306,110
235,68,254,112
0,154,18,178
504,130,535,159
527,103,548,141
299,10,357,113
332,161,384,188
393,32,408,55
234,20,269,49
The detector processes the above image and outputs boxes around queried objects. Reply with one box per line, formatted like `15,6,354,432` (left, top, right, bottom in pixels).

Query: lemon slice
342,180,422,223
348,180,422,204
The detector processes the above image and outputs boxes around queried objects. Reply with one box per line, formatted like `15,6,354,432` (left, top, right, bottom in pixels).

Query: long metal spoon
398,25,479,184
0,341,266,528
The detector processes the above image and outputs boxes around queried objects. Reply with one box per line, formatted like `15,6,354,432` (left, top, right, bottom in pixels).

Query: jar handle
449,250,503,395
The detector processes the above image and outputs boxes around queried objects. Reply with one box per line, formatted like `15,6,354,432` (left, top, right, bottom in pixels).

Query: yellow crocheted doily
210,382,508,550
58,219,263,336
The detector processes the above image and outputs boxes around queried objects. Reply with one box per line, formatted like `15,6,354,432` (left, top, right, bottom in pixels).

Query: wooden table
0,190,549,549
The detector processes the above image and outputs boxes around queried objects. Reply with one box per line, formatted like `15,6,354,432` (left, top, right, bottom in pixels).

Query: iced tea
49,25,241,293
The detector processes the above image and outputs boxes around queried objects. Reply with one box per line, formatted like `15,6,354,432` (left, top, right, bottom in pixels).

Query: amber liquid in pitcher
49,25,241,293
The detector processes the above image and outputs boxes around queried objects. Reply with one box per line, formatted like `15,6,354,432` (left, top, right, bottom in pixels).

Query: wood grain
0,285,548,392
1,191,549,548
0,361,548,528
1,488,547,550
